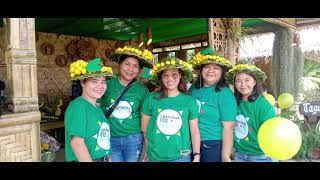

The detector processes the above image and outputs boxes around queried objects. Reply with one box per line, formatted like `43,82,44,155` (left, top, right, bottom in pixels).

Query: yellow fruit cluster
151,59,192,75
192,52,231,66
69,60,113,78
115,46,153,60
141,49,153,60
69,60,88,78
101,66,113,73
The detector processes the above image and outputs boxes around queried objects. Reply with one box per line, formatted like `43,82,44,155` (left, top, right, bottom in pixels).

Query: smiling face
118,56,141,84
201,63,223,86
81,76,107,102
160,68,181,91
234,72,257,100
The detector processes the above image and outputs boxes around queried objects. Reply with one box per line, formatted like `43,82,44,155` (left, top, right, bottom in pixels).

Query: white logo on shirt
111,101,133,119
235,114,249,139
195,99,205,113
157,109,182,135
97,122,110,150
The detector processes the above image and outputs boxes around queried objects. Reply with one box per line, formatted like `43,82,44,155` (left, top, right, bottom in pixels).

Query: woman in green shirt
141,57,201,162
189,47,237,162
99,46,153,162
226,61,277,162
65,57,114,162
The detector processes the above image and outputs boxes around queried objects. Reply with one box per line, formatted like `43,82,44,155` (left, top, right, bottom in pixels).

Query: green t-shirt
142,92,199,162
65,96,111,161
189,84,237,141
99,76,149,137
234,95,276,155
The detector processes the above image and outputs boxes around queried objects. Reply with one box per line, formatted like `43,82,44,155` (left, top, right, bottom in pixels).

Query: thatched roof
240,24,320,60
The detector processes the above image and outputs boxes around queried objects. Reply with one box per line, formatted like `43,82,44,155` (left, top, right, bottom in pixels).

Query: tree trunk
272,27,304,99
293,33,304,98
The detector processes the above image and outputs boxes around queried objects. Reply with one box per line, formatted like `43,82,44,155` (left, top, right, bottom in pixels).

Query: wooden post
225,18,241,64
4,18,38,113
1,18,41,162
207,18,236,63
208,18,215,49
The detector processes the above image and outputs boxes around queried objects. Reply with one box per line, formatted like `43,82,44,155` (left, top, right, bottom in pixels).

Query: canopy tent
0,18,268,43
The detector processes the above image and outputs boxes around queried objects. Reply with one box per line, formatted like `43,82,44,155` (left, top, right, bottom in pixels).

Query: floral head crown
69,57,114,81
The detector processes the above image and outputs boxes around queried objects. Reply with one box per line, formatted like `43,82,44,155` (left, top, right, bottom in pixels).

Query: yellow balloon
263,93,276,106
277,93,294,109
258,117,302,160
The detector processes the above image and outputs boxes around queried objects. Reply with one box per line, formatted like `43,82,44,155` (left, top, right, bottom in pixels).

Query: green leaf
200,47,214,55
87,58,102,72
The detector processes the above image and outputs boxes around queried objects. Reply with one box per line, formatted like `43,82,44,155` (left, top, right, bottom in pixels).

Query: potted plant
40,131,61,162
41,143,57,162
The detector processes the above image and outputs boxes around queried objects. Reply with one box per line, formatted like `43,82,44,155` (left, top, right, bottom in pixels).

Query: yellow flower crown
115,46,153,61
150,57,193,86
69,58,114,81
111,45,154,69
225,61,267,84
191,47,232,69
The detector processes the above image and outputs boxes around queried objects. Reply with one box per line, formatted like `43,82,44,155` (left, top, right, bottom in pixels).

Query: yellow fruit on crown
171,60,176,65
74,69,81,75
78,66,83,71
81,69,87,74
70,73,75,78
179,60,183,64
70,66,75,73
156,63,161,67
161,62,165,66
80,61,86,67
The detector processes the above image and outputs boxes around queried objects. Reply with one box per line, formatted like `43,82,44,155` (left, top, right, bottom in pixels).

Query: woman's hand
142,152,149,162
193,154,200,162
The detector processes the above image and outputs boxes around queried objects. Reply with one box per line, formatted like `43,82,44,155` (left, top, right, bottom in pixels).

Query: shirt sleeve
189,97,200,120
218,88,237,121
142,93,153,116
259,96,276,124
141,84,150,100
65,101,87,138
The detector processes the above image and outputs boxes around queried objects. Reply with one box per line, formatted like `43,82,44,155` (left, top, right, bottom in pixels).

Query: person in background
99,46,153,162
65,57,114,162
225,60,277,162
189,47,237,162
141,56,200,162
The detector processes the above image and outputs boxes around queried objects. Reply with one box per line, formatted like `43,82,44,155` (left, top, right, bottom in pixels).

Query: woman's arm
189,118,201,162
141,112,151,162
221,121,235,162
71,136,92,162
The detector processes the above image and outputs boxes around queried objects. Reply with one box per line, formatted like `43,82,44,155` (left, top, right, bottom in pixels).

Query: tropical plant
301,58,320,92
294,126,320,160
281,108,320,160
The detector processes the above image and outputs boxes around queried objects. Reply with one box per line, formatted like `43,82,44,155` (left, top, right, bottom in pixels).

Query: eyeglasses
161,72,180,80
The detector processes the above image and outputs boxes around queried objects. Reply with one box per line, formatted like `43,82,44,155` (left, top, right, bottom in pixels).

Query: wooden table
40,121,64,131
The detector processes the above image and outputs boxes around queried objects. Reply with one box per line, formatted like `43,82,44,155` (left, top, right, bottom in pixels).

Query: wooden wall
0,28,120,104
